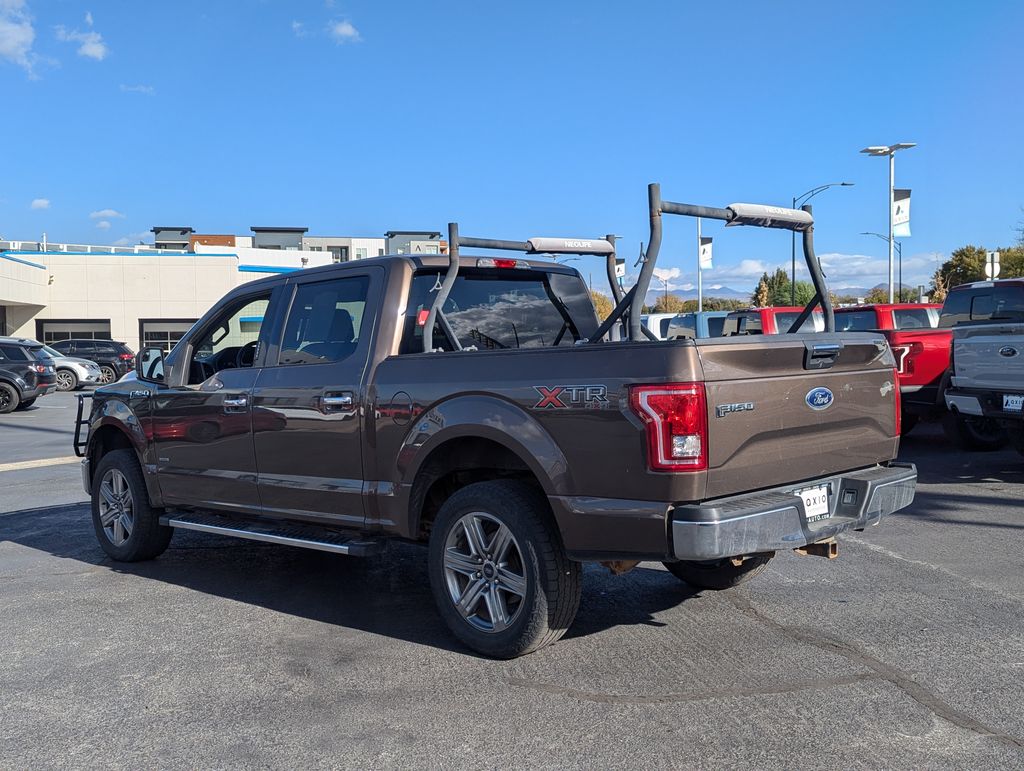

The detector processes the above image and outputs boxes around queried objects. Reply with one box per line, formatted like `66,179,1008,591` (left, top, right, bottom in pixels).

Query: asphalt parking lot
2,392,1023,768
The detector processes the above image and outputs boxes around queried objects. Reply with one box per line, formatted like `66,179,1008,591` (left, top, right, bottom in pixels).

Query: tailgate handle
804,342,843,370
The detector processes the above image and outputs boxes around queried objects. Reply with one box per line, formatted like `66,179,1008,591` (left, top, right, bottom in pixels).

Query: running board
160,512,385,556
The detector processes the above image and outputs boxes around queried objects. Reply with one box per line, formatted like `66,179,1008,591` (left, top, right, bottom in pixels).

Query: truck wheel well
412,437,544,540
88,425,134,481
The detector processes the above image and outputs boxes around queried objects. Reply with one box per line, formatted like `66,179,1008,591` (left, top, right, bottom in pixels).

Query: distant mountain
645,285,752,304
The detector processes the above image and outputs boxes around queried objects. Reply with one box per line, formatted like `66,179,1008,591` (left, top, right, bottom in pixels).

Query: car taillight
118,353,135,361
476,258,529,269
629,383,708,471
891,342,923,375
31,363,48,374
893,367,901,436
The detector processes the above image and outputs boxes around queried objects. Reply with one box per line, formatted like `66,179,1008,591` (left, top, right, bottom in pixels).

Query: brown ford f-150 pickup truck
75,184,917,657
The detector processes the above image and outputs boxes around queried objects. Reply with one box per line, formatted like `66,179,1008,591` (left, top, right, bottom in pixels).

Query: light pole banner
699,237,713,269
892,188,911,238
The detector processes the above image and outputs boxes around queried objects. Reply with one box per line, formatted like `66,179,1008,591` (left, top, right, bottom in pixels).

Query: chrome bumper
670,463,917,561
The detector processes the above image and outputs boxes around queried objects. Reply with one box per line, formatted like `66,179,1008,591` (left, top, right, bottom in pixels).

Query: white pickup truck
944,278,1024,454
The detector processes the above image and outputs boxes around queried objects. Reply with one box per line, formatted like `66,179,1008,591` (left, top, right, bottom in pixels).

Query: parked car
37,343,102,391
640,312,678,340
943,279,1024,453
49,339,135,385
76,187,915,658
722,306,824,335
666,310,730,339
834,304,944,435
0,336,57,413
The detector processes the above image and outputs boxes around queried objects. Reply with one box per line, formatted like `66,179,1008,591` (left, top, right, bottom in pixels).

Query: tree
932,244,1024,294
651,294,686,314
590,290,613,321
753,275,771,307
751,268,816,306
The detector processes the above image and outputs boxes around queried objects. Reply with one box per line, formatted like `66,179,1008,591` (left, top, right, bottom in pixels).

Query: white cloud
90,208,125,219
84,11,93,26
113,231,153,246
120,83,154,95
55,22,108,61
328,19,360,43
0,0,36,75
652,267,681,282
291,20,308,37
30,197,49,210
95,220,111,230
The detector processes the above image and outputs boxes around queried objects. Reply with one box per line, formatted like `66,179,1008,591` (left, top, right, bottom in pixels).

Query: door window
278,276,370,365
187,293,272,384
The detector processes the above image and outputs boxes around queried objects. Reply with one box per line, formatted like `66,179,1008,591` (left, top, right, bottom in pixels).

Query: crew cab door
151,288,280,514
251,268,381,527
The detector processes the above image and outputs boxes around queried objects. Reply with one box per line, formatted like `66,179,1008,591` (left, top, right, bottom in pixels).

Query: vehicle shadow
0,503,697,658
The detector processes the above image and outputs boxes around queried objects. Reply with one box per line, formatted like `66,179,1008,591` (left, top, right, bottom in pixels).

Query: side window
0,344,29,361
970,294,994,321
278,276,370,365
75,341,94,354
188,293,273,384
836,311,877,331
893,309,933,329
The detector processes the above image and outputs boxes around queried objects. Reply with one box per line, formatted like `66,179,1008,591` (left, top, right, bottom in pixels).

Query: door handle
321,391,355,414
223,394,249,410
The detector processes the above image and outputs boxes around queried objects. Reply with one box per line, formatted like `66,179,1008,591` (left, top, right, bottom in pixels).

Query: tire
98,365,117,385
428,480,581,659
91,449,173,562
56,369,78,391
942,410,1006,451
663,553,774,590
15,397,36,410
900,413,919,436
0,382,20,414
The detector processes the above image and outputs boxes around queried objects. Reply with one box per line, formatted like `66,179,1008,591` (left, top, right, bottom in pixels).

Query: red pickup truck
722,306,823,335
833,302,1004,446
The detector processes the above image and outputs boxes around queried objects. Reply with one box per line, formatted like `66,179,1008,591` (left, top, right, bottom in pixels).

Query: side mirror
136,347,165,383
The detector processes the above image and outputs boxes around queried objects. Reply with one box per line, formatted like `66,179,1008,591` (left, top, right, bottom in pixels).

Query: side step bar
160,512,385,556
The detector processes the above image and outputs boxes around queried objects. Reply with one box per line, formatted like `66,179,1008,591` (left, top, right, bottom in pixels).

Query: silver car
38,343,102,391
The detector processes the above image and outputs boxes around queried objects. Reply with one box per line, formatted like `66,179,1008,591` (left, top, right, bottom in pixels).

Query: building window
355,248,368,260
329,246,349,263
377,248,385,256
141,320,198,354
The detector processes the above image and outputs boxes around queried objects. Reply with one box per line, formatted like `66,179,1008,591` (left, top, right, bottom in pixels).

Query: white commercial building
0,229,387,352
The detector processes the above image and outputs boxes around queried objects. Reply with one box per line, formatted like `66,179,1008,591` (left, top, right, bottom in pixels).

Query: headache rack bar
422,223,620,352
627,183,833,339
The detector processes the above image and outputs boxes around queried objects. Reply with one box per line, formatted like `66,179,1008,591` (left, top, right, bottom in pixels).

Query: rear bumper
670,463,917,561
945,387,1024,422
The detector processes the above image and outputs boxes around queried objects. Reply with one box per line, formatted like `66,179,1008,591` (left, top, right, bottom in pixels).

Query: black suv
50,339,135,384
0,336,57,413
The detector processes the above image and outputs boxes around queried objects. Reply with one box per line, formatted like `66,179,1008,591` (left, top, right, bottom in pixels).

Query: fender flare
87,399,162,505
397,393,572,501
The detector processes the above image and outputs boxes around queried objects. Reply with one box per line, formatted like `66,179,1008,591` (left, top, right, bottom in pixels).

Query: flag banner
699,236,713,269
892,188,911,238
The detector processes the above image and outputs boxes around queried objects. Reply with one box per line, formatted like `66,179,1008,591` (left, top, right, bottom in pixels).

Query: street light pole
860,143,916,302
790,182,854,304
861,232,903,300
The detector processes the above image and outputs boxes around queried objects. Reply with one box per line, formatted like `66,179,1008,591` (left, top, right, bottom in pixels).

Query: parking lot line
0,456,80,473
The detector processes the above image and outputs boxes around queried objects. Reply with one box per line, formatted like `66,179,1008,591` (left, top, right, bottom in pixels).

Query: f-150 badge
533,385,608,409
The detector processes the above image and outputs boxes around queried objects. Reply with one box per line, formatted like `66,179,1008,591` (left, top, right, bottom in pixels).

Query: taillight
31,363,48,374
476,258,529,269
893,367,902,436
118,353,135,361
891,342,923,375
629,383,708,471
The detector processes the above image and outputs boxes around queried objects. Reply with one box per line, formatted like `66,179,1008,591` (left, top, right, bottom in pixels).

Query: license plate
796,484,830,522
1004,394,1024,413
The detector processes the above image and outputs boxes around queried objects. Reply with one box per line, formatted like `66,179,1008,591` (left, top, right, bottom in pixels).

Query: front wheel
428,480,581,659
91,449,173,562
56,369,78,391
663,553,774,590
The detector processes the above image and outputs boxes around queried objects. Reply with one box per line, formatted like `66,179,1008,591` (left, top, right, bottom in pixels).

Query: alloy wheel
99,366,116,384
443,512,527,633
98,468,134,546
57,371,74,391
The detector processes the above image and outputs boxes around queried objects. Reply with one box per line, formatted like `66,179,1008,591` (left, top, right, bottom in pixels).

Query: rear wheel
428,480,581,658
91,449,173,562
56,369,78,391
0,383,20,414
663,553,774,590
942,411,1006,451
98,365,117,385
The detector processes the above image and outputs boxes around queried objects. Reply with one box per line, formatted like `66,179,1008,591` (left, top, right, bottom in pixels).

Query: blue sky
2,0,1022,293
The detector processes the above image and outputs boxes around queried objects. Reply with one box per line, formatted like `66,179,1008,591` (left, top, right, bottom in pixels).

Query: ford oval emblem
999,346,1019,358
805,387,834,411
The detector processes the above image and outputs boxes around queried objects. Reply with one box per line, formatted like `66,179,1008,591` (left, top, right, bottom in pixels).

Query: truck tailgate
696,334,899,498
951,323,1024,391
